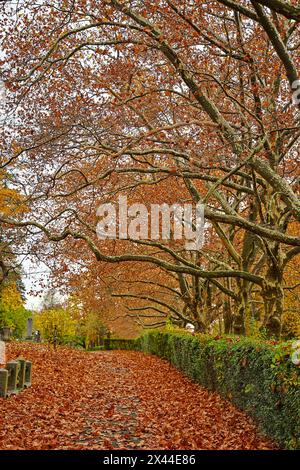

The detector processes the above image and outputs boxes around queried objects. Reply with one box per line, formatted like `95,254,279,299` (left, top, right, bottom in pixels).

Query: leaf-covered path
0,343,275,450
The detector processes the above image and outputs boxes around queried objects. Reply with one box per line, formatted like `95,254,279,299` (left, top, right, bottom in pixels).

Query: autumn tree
0,0,299,337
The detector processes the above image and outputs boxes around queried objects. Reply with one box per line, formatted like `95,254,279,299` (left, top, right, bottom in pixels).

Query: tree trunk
223,300,233,334
233,281,248,335
261,265,284,338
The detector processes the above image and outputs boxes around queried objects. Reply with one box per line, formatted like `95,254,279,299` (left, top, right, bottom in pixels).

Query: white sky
22,259,50,311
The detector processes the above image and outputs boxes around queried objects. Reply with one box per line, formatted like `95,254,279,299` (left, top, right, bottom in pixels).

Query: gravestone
16,358,26,390
0,327,11,341
6,361,20,395
0,340,5,366
0,341,8,398
0,369,8,398
24,361,32,387
26,317,33,340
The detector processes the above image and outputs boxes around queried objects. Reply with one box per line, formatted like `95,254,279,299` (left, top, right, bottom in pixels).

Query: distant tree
34,307,76,345
0,281,31,337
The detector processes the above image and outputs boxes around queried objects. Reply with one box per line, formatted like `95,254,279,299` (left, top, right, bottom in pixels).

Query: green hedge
138,331,300,449
105,331,300,449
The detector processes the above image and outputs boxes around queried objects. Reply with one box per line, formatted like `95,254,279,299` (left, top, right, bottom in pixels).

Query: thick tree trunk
223,300,233,334
260,187,285,338
261,265,284,338
233,282,249,335
233,204,257,336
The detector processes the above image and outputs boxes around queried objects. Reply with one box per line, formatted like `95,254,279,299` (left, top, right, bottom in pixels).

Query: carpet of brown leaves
0,343,276,450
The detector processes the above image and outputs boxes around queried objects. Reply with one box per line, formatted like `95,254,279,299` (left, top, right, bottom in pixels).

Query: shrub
137,331,300,449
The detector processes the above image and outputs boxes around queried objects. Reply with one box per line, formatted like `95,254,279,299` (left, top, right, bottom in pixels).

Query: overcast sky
22,259,51,311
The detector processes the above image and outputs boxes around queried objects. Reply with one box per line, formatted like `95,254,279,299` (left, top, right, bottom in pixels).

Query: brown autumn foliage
0,342,276,450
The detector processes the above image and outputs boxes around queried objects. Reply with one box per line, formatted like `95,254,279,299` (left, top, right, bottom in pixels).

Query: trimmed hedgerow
105,331,300,449
136,331,300,450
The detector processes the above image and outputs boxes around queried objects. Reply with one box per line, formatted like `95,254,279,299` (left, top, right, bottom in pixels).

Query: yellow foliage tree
0,282,30,337
34,308,77,345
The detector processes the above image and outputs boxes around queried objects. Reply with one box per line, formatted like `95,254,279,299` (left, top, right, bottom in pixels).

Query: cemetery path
0,343,276,450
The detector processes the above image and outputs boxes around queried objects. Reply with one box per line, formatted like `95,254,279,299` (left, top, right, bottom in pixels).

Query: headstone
0,327,11,341
24,361,32,387
0,369,8,398
26,317,33,340
0,341,5,366
16,358,26,391
6,361,19,395
0,358,32,398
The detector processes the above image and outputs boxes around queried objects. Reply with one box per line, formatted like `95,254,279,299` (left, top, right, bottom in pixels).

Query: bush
106,330,300,449
138,331,300,449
